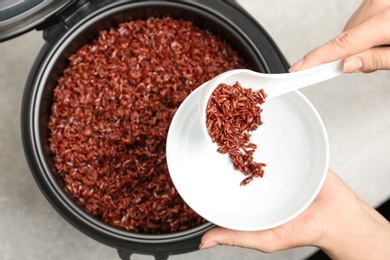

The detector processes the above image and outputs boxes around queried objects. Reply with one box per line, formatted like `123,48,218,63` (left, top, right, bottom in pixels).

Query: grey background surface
1,0,389,259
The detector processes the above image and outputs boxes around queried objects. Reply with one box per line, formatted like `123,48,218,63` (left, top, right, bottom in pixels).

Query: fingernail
199,241,219,250
289,58,305,72
343,56,362,73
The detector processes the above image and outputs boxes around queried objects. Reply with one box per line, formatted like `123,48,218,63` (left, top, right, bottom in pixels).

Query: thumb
199,227,284,253
343,46,390,73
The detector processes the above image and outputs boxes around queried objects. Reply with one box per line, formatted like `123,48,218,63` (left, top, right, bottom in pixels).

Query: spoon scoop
199,60,343,139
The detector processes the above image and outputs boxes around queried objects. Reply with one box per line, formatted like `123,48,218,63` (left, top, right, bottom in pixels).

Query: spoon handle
263,60,343,99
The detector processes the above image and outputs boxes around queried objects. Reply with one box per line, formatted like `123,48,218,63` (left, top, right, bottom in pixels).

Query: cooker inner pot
33,1,267,244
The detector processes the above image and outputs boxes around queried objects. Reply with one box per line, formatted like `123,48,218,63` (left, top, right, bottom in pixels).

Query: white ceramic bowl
166,88,329,231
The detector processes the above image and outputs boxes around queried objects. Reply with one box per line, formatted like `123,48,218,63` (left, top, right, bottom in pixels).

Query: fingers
199,224,316,253
290,6,390,72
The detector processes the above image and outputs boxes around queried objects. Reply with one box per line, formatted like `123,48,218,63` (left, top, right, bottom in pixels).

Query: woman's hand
200,2,390,258
200,170,390,259
290,0,390,73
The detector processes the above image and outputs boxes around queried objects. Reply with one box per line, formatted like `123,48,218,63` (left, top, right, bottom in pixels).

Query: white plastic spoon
198,59,343,140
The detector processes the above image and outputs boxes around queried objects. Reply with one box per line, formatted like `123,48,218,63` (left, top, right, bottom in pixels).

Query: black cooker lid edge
0,0,77,42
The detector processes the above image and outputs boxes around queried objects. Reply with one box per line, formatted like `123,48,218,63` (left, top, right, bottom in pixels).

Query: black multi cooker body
0,0,289,259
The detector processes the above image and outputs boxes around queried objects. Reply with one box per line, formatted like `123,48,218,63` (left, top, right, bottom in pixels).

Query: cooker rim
20,0,283,253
